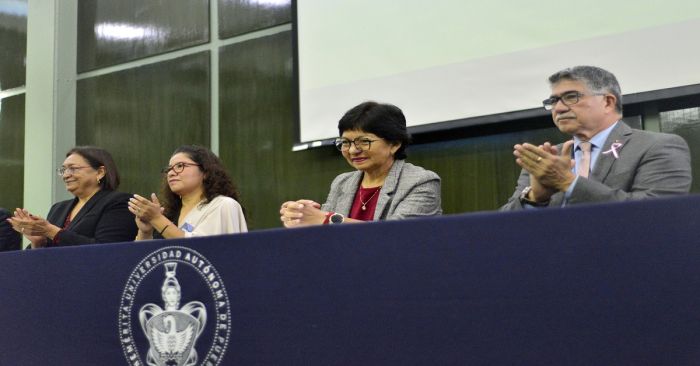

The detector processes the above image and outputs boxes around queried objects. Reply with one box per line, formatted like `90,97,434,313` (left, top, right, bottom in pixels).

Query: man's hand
514,140,576,201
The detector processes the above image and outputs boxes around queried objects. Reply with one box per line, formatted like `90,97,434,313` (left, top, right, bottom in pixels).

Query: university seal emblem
119,246,231,366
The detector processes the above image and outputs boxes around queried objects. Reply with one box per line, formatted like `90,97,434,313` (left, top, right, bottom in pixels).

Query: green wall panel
219,31,347,230
78,0,210,72
76,52,210,198
0,1,27,90
218,0,291,39
0,94,25,210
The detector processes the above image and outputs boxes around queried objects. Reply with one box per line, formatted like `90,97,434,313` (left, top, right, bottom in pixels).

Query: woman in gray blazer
280,101,442,226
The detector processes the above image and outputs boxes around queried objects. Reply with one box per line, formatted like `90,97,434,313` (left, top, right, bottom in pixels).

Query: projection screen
295,0,700,149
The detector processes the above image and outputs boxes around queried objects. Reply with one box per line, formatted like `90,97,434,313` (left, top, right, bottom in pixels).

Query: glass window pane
0,1,27,90
78,0,210,72
218,0,290,39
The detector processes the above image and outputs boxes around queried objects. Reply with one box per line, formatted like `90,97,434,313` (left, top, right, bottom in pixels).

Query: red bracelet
322,212,334,225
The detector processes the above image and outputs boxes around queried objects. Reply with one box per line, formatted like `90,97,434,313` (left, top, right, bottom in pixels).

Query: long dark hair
161,145,244,221
66,146,120,191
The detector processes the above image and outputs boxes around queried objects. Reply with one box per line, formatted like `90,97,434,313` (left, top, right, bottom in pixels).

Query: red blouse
349,186,382,221
49,214,72,246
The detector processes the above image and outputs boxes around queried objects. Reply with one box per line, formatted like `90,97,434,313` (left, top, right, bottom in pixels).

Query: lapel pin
602,140,623,159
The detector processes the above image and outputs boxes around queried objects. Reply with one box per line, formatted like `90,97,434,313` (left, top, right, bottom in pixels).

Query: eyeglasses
161,162,201,174
56,166,91,176
542,91,606,110
334,137,379,151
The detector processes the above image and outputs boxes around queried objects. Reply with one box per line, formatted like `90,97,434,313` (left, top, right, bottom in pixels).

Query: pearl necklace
360,186,381,210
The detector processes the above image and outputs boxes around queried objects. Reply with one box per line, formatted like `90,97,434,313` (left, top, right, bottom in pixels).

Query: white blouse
179,195,247,237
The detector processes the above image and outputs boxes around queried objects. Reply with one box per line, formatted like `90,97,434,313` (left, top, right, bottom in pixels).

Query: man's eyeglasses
56,166,90,176
334,137,379,151
542,91,606,110
161,162,201,174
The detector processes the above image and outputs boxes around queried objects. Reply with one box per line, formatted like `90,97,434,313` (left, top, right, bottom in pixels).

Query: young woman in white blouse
130,145,247,239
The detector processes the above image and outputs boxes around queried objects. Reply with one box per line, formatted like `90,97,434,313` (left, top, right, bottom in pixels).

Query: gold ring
537,156,542,162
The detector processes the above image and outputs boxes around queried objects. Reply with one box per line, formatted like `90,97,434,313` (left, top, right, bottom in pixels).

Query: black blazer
0,208,21,251
46,190,137,246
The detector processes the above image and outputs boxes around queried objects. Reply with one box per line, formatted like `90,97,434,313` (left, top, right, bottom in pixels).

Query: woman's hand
7,208,55,248
134,215,154,238
129,193,164,222
279,199,326,228
129,194,164,239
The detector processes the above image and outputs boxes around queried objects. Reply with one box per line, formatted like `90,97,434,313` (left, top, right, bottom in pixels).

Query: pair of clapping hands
513,140,576,201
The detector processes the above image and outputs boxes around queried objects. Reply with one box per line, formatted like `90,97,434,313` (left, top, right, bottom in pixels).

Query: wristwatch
329,213,345,224
519,186,549,207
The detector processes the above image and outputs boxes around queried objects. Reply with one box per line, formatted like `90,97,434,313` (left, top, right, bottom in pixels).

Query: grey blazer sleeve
568,132,691,204
384,169,442,220
499,169,532,211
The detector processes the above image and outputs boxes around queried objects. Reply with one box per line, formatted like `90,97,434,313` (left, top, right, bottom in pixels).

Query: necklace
360,186,381,210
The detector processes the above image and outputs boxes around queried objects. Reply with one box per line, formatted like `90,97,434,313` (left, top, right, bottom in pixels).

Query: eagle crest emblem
139,262,206,366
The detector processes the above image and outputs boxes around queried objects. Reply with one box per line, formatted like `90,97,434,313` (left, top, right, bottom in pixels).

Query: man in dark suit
0,208,21,251
501,65,691,210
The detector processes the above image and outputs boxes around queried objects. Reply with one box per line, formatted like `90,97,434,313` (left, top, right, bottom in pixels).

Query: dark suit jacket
45,190,137,246
0,208,21,251
321,160,442,220
501,121,692,210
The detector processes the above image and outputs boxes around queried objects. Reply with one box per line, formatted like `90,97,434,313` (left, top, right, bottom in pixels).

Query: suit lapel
53,199,77,227
374,160,403,220
335,172,362,216
591,122,632,182
69,190,108,227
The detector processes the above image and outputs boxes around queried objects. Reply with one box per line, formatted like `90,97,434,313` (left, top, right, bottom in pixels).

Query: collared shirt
563,121,619,200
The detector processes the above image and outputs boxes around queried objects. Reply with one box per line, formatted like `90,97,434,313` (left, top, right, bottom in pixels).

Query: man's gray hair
548,65,623,114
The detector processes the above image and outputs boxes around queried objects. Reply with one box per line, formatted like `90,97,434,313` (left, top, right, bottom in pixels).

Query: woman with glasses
280,101,442,226
129,145,247,240
8,146,137,248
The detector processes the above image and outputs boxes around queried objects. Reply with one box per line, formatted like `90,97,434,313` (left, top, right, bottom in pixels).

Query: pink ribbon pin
602,142,623,159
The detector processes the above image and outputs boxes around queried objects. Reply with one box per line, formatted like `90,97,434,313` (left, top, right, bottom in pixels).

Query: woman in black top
8,146,137,248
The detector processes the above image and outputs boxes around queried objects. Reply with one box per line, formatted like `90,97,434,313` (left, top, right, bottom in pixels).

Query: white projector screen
295,1,700,147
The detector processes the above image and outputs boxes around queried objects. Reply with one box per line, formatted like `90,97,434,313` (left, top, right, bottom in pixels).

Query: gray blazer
321,160,442,220
501,121,692,210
